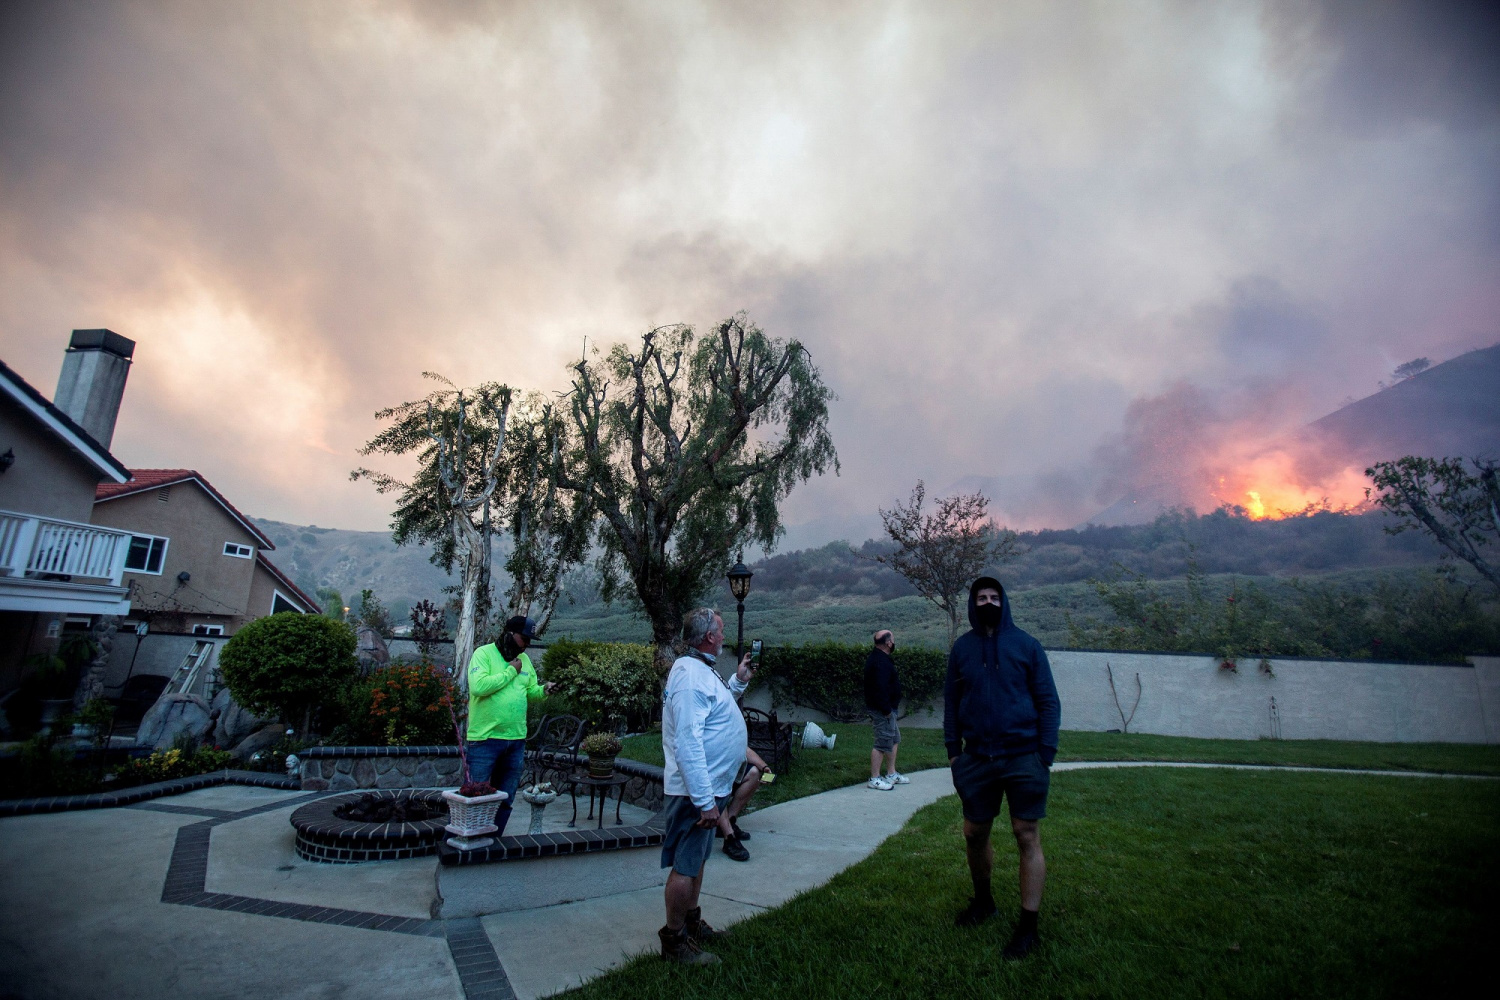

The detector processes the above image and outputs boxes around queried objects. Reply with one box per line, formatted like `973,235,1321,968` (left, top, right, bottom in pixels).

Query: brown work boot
685,906,729,942
659,924,720,965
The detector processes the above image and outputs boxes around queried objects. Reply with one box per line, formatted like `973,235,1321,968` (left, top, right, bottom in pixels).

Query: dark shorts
951,750,1049,823
659,794,730,878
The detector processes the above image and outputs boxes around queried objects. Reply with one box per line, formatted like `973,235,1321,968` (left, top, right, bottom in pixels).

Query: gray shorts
659,794,730,878
869,709,900,752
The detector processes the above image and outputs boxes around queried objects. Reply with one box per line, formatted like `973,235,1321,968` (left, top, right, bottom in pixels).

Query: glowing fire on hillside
1204,447,1371,520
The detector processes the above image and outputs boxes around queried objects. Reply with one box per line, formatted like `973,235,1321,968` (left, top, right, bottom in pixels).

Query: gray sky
2,0,1496,540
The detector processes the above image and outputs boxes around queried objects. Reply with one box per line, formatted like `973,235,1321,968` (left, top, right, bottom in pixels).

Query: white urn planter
801,721,837,750
518,784,558,835
442,789,509,851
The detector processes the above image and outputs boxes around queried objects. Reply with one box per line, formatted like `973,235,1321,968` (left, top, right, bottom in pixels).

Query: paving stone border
0,768,300,817
436,816,666,866
154,788,516,1000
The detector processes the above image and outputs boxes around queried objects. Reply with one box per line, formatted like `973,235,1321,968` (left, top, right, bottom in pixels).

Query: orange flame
1205,448,1370,520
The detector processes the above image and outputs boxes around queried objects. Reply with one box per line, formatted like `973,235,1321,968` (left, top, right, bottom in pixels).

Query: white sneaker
886,772,910,785
867,776,894,791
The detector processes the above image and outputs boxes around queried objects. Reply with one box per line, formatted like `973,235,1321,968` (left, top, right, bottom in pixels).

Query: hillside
1086,343,1500,526
1303,343,1500,467
545,565,1478,651
254,503,1447,644
253,518,455,621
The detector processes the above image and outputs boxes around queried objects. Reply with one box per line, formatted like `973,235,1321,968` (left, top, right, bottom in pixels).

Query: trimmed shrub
219,613,359,727
544,640,658,731
760,641,947,721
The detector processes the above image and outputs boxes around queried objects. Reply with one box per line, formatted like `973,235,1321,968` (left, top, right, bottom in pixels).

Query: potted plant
582,731,622,778
439,678,506,849
442,779,508,850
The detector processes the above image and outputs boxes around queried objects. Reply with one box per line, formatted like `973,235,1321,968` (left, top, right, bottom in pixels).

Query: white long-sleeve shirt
662,653,749,809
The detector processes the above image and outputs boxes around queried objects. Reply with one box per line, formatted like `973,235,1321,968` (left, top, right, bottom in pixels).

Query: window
191,624,224,636
271,591,302,615
223,542,253,559
124,534,168,574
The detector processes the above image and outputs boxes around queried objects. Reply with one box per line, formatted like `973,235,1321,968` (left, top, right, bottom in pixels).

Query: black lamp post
727,558,753,660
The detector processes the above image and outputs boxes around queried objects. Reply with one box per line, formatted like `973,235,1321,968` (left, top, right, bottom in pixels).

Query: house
0,331,136,692
92,469,321,636
2,329,320,719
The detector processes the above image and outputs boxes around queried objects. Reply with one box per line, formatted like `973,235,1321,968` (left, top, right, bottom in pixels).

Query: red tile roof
255,552,323,615
95,469,275,549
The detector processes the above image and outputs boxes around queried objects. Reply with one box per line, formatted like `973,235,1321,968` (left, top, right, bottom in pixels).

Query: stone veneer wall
299,746,462,792
298,746,665,812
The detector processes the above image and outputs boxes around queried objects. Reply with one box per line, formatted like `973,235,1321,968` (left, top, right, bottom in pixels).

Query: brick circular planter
290,790,450,863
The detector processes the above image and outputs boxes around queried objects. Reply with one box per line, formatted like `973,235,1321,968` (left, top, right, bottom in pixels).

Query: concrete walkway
1,763,1490,1000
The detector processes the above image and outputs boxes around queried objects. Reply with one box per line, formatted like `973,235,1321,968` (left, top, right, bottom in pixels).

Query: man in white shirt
658,607,754,965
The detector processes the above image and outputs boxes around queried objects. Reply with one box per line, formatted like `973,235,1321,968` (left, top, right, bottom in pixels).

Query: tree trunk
452,518,484,697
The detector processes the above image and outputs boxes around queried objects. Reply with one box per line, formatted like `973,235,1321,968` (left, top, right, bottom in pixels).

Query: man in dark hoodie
944,576,1061,960
864,629,907,790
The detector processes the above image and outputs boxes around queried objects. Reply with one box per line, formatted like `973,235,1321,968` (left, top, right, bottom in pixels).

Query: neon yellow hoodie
465,644,544,741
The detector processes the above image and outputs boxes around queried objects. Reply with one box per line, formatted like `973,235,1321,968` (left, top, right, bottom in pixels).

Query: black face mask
500,632,522,662
976,602,1003,629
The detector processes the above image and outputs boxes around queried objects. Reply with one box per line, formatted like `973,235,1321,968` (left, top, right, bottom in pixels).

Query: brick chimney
53,329,135,449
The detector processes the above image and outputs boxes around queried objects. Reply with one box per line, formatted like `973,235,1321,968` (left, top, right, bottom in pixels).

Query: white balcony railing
0,509,132,586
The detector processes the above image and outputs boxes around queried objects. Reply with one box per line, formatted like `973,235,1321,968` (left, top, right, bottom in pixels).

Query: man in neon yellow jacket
466,615,553,836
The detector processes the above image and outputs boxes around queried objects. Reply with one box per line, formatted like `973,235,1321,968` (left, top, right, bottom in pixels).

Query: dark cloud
0,1,1495,537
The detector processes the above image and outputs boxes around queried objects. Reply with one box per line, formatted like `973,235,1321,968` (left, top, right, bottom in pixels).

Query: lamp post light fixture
727,558,753,660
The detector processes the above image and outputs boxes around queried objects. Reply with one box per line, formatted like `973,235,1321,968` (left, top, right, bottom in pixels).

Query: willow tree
500,395,592,634
551,314,838,671
352,375,514,693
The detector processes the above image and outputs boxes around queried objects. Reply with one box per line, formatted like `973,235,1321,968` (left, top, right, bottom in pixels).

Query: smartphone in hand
750,639,762,667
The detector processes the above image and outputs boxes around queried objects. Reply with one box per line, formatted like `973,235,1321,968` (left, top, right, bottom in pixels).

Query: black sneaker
1002,928,1039,960
722,835,750,862
954,897,997,927
730,820,751,841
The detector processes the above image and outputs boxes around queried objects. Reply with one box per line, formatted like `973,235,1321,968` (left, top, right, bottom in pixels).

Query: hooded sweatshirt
942,577,1061,765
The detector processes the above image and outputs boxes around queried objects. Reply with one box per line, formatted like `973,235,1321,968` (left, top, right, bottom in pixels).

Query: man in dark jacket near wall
944,576,1061,960
864,630,907,790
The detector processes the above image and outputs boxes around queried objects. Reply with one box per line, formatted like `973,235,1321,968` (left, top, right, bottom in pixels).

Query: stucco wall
101,630,227,692
0,393,101,522
92,483,263,631
740,650,1500,745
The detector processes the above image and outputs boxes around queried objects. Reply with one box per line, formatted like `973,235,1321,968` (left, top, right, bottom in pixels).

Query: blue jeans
465,738,526,836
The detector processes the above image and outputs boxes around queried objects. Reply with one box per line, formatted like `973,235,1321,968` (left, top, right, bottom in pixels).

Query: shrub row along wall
740,645,1500,744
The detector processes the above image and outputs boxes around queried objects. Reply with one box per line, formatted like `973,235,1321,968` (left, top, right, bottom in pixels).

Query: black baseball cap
505,615,538,639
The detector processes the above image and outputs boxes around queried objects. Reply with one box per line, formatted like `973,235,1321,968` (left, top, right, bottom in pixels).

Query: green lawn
618,726,1500,812
560,767,1499,999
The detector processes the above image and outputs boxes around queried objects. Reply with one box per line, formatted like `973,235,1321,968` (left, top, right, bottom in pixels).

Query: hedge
759,641,947,722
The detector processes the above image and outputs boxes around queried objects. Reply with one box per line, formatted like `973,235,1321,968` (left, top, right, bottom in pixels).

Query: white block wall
741,653,1500,744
